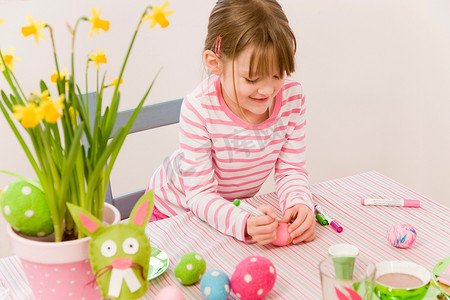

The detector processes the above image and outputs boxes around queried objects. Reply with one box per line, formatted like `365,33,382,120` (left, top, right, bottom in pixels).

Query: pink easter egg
272,222,292,246
230,256,276,300
386,223,417,249
154,285,185,300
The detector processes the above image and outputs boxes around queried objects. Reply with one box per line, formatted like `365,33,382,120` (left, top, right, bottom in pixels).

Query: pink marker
314,205,343,233
361,198,420,208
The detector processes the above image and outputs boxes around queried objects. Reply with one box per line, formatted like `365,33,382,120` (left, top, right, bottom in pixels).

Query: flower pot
7,203,120,300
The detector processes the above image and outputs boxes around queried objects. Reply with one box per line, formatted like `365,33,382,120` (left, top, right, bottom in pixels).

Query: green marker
316,213,329,225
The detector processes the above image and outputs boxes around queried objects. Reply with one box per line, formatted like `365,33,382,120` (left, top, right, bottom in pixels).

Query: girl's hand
281,204,316,244
245,205,278,245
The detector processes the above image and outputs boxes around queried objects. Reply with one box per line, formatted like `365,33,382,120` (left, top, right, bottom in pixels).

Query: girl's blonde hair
204,0,297,78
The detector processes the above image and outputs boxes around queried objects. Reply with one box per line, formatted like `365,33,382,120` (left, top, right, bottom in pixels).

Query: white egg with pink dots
230,256,276,300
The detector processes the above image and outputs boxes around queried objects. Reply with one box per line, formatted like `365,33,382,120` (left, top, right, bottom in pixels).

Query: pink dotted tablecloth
1,171,449,299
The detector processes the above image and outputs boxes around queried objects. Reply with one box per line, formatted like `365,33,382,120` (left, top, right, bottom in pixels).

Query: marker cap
330,221,343,233
315,213,329,226
404,199,421,208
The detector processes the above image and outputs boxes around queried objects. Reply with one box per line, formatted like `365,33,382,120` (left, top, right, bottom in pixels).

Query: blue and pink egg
386,223,417,248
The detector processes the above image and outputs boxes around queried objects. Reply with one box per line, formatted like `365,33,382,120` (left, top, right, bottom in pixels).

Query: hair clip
214,36,222,58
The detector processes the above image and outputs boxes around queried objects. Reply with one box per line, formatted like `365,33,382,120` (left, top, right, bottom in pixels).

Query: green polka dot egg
0,179,53,237
174,252,206,285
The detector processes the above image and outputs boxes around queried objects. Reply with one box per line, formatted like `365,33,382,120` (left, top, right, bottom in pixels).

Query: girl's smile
219,46,285,124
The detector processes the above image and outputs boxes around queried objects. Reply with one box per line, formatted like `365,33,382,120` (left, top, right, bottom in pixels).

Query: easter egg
200,269,230,300
271,222,292,246
174,252,207,285
154,285,185,300
0,180,53,237
230,256,276,300
386,223,417,248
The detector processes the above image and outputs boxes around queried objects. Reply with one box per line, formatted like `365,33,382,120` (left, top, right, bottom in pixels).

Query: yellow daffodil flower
0,48,21,72
69,106,77,121
41,94,64,123
89,7,110,37
12,102,43,128
108,75,123,87
51,67,68,84
142,1,173,28
21,13,46,44
31,90,52,102
0,16,4,24
89,48,107,70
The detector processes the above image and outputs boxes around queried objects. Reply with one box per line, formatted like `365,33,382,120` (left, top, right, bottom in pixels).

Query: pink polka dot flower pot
6,203,120,300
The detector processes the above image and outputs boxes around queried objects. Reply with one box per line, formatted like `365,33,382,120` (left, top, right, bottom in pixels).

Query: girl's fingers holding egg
290,219,315,240
292,226,316,244
254,231,278,245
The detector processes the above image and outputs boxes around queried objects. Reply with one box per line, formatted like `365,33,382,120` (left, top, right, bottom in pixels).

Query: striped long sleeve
274,83,313,212
150,76,312,241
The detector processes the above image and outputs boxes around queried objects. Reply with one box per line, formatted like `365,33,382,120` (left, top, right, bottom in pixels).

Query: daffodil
0,16,4,24
12,102,43,128
0,48,21,72
89,48,107,70
21,13,46,44
31,90,52,102
142,1,173,28
51,67,68,84
89,7,110,37
41,94,64,123
1,3,173,243
108,75,123,87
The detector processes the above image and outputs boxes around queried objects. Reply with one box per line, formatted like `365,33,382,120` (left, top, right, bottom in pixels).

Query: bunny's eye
123,237,139,255
101,240,117,257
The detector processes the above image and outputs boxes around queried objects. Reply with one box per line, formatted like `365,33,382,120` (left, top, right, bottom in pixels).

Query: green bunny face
68,190,154,300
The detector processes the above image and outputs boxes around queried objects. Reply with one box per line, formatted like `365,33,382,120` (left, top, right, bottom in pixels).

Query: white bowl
374,261,431,300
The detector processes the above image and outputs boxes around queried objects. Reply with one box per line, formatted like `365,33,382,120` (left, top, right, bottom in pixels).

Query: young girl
149,0,315,245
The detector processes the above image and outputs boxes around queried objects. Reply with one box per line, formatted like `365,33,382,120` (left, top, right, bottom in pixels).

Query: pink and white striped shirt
150,76,312,241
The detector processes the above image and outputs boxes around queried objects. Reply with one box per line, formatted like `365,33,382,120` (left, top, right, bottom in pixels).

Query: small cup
328,244,360,280
374,261,431,300
320,256,376,300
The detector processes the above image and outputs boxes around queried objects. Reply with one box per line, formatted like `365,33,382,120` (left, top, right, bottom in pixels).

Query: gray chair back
83,92,183,219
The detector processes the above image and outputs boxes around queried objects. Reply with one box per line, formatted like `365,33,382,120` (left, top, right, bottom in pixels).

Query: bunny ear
129,190,154,227
67,203,103,236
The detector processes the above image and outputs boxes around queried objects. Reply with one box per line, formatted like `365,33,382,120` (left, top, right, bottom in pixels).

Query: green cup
320,255,376,300
328,244,360,280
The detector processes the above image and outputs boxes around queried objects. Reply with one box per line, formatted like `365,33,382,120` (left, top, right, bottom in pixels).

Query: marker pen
315,213,329,226
361,198,420,208
314,205,343,233
233,199,265,216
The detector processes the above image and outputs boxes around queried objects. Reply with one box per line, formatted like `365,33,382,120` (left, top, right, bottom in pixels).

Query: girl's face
220,46,285,124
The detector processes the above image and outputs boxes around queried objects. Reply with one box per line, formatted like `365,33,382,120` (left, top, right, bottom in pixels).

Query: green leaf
59,124,84,200
104,69,160,182
0,100,41,177
0,170,42,190
1,91,12,111
40,80,49,94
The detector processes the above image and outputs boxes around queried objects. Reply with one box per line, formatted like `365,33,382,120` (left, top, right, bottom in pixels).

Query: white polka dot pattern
19,258,102,299
21,186,32,195
3,205,10,215
203,286,211,296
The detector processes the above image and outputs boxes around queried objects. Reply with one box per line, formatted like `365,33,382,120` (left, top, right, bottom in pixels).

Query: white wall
1,0,449,257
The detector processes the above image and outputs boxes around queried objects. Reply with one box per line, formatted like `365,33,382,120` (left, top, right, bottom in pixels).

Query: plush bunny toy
68,190,154,300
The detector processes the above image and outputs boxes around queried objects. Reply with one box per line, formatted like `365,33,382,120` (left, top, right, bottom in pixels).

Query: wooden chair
83,92,183,219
